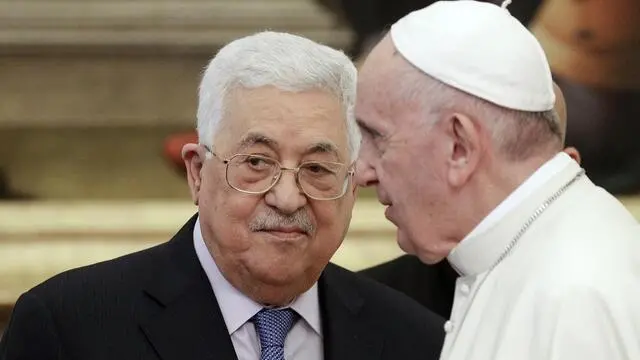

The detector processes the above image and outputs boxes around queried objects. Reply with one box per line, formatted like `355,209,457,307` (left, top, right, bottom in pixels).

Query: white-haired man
0,32,445,360
355,1,640,359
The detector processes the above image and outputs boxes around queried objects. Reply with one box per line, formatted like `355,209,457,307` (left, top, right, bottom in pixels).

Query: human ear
444,113,482,187
182,143,205,204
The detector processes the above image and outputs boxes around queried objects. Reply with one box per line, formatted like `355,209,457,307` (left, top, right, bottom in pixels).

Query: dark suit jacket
0,216,445,360
360,255,458,319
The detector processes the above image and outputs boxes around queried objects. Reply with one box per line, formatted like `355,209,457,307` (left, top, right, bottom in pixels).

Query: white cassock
440,152,640,360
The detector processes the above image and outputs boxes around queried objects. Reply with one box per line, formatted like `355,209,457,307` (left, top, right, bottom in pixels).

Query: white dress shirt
193,218,323,360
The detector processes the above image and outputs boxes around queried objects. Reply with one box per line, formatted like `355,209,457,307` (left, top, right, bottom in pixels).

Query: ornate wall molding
0,1,353,128
0,0,352,51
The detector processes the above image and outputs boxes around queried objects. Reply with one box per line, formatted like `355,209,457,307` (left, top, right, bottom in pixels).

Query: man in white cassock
354,1,640,359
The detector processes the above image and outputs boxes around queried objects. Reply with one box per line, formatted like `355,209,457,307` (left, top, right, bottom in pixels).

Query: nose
264,170,308,214
355,157,379,187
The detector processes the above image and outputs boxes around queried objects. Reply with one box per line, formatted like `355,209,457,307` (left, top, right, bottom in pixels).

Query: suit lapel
320,264,383,360
137,215,239,360
135,217,384,360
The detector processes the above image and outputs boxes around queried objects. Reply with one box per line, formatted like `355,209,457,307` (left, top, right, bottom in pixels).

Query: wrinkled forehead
358,36,397,88
553,83,567,133
218,86,350,161
356,37,407,127
232,131,344,161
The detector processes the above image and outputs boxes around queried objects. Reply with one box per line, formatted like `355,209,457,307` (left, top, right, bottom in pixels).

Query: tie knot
252,308,299,349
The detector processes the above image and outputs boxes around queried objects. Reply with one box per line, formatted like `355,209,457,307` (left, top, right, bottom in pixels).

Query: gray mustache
248,209,315,234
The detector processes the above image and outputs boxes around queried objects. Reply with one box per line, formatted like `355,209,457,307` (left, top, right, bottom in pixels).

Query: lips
256,226,308,240
259,229,308,242
267,227,306,234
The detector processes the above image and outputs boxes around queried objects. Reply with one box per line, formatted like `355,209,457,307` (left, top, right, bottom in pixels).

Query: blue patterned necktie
252,308,299,360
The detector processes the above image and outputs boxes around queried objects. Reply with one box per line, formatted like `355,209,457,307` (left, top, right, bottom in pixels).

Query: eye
306,163,333,174
359,123,382,140
243,155,273,170
303,162,343,177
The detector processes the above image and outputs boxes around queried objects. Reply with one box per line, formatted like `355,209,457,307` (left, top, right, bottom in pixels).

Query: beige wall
0,52,205,199
0,0,352,199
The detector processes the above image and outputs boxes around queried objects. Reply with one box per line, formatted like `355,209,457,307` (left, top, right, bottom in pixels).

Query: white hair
197,31,361,161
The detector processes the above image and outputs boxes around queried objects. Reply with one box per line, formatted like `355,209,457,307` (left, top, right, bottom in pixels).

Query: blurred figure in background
0,170,31,200
318,0,542,59
531,0,640,194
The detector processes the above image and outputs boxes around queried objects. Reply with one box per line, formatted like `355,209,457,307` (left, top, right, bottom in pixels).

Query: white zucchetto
390,0,555,112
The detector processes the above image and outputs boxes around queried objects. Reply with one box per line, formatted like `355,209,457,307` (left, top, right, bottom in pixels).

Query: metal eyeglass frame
202,145,354,201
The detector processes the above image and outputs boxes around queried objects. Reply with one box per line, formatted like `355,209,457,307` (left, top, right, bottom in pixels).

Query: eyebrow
237,132,279,152
237,132,341,160
356,117,382,138
305,141,340,159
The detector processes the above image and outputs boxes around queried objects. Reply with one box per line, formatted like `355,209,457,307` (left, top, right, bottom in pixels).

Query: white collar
193,217,322,335
448,152,574,276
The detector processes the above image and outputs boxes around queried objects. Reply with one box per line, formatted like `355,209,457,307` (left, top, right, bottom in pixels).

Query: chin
248,262,316,306
254,287,303,307
396,228,418,255
415,253,446,265
397,229,445,265
248,257,308,286
259,267,302,286
397,239,414,255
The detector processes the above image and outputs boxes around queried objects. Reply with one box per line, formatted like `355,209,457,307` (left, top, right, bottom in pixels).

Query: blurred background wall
1,0,639,333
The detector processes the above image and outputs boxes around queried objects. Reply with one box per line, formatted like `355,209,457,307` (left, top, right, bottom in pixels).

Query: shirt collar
193,217,322,336
447,152,574,276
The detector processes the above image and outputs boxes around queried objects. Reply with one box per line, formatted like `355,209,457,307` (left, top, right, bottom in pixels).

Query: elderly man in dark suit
0,31,444,360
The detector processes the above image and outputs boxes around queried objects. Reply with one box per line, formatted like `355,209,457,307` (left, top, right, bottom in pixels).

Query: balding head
553,82,567,143
553,82,581,163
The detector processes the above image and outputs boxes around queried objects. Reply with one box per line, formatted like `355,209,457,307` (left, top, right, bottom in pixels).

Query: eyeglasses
203,146,354,200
